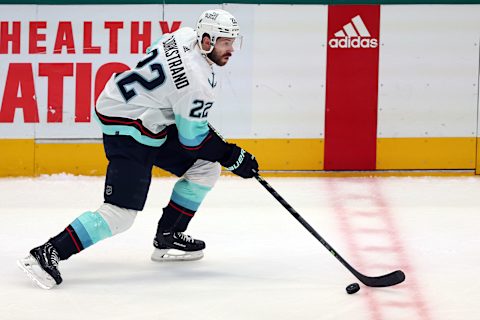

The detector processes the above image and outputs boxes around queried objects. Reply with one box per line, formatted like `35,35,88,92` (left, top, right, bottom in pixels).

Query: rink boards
0,3,480,175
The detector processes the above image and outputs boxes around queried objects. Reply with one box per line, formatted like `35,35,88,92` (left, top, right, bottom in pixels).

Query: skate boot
151,231,205,262
17,242,62,289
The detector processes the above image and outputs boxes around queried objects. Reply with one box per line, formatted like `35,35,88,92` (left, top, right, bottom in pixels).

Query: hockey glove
221,144,259,179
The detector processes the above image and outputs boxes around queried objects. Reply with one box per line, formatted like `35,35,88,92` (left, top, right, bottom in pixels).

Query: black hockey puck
346,283,360,294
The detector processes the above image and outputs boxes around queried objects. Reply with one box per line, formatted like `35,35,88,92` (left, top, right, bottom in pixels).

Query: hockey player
17,9,259,289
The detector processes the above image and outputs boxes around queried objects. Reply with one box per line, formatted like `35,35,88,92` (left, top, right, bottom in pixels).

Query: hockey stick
254,173,405,287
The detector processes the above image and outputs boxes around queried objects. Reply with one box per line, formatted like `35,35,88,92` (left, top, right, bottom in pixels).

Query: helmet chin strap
206,52,216,65
197,41,215,65
202,54,215,66
198,36,215,55
199,46,214,55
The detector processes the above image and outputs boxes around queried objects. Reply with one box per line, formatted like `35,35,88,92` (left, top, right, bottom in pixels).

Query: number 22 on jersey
189,100,213,119
116,49,166,102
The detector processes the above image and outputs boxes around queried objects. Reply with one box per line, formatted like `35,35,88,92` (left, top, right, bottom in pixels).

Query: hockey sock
157,178,212,232
50,211,113,260
157,201,196,232
49,226,84,260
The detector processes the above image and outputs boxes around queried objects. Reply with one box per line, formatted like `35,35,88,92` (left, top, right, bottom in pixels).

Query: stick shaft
254,175,355,269
254,173,405,287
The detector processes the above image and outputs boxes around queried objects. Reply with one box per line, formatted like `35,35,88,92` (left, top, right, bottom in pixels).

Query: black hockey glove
221,144,259,179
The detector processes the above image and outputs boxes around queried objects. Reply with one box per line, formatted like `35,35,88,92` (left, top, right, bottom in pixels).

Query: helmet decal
196,9,240,54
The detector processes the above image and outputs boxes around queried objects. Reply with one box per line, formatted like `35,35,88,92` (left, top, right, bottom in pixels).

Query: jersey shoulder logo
328,15,378,49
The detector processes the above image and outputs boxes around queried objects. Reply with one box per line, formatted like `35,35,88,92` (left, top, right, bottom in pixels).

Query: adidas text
329,37,378,49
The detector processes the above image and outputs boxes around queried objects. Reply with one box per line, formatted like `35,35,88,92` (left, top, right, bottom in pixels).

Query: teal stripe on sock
171,190,201,211
171,179,211,211
73,211,113,247
71,218,93,248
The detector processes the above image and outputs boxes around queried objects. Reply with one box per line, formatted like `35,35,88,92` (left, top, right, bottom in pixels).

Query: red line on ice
326,178,432,320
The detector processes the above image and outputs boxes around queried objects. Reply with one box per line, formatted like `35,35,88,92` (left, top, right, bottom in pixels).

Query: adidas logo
328,15,378,49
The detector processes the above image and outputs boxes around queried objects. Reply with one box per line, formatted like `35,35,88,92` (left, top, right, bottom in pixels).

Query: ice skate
151,232,205,262
17,242,62,289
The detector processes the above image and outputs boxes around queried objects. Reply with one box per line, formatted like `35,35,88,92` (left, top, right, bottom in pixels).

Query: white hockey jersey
95,27,217,148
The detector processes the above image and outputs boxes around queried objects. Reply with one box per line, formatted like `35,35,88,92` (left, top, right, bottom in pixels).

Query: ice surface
1,175,479,320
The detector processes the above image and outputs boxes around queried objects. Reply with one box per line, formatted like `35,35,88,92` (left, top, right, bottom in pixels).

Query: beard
207,49,231,66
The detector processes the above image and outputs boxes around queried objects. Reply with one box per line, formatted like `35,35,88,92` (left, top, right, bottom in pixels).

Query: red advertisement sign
324,5,380,170
0,20,181,124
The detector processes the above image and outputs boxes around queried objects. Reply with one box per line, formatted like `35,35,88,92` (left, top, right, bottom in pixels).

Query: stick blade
357,270,406,287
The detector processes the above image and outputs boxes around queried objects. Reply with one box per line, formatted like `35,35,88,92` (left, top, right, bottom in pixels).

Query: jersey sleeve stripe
175,114,210,147
178,132,210,147
180,133,213,150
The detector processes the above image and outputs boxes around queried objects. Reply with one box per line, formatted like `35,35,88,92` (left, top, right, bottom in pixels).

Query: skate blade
16,256,56,290
151,248,204,262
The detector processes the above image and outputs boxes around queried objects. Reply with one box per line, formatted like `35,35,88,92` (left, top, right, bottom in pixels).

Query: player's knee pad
104,158,152,211
97,203,137,235
184,160,221,188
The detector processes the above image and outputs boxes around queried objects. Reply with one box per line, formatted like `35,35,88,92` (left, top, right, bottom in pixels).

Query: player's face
209,37,235,66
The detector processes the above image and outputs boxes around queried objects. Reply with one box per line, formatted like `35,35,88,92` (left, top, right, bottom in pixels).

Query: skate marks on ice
1,176,480,319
